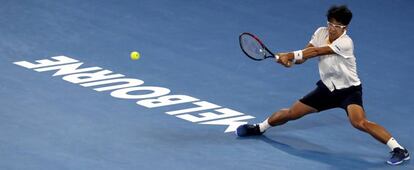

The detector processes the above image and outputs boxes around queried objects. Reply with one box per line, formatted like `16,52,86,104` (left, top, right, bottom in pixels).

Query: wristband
293,50,303,62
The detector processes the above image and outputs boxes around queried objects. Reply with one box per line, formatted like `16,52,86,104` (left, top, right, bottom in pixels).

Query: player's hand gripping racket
239,32,280,61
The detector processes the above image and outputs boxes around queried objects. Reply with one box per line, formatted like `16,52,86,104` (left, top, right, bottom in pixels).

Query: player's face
327,19,347,40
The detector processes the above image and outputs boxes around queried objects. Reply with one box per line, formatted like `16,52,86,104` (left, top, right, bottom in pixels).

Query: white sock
258,118,272,133
386,137,404,151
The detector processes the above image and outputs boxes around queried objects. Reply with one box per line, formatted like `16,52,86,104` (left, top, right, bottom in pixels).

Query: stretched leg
236,101,317,136
267,100,317,126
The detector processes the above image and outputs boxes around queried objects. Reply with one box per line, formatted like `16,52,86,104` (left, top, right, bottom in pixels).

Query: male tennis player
236,5,409,165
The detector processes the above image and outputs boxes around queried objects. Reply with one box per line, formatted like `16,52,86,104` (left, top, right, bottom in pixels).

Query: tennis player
236,5,409,165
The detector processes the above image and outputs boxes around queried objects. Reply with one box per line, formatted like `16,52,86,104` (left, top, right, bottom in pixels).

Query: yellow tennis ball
130,51,140,60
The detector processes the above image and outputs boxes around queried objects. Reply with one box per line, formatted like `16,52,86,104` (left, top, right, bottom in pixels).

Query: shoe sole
235,130,240,136
387,156,410,165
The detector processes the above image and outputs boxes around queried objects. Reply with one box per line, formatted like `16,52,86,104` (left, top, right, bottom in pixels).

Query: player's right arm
277,44,334,67
294,43,314,64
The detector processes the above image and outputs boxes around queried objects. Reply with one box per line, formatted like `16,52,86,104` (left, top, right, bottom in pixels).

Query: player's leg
347,104,390,143
235,81,328,137
267,100,317,126
347,104,410,165
235,101,317,136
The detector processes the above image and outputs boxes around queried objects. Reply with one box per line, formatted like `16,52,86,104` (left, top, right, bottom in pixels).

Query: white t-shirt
309,27,361,91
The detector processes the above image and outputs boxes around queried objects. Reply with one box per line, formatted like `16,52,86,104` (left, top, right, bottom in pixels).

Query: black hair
327,5,352,25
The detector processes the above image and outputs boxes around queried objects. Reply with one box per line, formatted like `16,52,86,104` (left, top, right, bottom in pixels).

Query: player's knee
351,119,368,131
286,108,303,120
276,108,290,119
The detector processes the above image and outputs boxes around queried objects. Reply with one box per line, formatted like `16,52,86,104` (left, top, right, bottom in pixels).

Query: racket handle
274,55,280,60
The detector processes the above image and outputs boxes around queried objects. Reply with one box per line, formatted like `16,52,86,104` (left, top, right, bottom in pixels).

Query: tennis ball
130,51,140,60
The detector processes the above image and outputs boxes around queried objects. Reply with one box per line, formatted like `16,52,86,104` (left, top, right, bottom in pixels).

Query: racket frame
239,32,279,61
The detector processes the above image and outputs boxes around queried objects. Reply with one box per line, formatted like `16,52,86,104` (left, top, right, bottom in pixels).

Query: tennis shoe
387,148,410,165
236,124,263,137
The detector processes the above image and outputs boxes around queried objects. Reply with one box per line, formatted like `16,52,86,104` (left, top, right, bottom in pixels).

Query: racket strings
240,35,266,60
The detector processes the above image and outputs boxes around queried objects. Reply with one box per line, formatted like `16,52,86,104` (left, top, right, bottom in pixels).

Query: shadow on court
237,135,394,170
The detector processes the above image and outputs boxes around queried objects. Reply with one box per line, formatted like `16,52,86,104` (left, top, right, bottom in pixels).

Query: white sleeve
309,27,324,46
329,37,354,58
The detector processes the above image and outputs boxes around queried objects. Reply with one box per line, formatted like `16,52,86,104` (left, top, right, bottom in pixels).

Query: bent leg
347,104,392,144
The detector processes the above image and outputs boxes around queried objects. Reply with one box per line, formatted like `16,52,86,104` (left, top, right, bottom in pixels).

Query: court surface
1,0,413,169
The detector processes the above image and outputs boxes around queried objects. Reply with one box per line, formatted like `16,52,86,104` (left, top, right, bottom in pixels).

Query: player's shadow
238,135,386,170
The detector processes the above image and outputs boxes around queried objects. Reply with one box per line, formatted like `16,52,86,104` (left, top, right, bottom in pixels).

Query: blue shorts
299,80,363,113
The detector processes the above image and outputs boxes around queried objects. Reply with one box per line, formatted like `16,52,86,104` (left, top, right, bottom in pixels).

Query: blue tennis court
1,0,413,169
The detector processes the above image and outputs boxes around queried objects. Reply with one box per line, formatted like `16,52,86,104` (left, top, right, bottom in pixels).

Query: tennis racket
239,32,279,61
